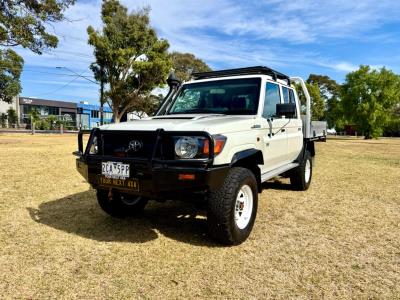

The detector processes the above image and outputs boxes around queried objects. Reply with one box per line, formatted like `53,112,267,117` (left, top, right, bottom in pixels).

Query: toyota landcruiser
74,66,326,245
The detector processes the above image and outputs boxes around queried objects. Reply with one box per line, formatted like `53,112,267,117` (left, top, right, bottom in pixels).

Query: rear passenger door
282,86,303,161
260,81,289,173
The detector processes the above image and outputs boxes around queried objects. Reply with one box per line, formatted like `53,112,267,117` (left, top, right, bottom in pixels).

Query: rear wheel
96,189,148,218
290,150,312,191
207,167,258,245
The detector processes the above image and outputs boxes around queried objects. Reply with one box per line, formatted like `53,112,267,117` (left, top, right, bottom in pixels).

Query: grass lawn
0,134,399,298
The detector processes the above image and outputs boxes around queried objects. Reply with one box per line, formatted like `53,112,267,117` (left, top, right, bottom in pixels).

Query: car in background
327,128,337,135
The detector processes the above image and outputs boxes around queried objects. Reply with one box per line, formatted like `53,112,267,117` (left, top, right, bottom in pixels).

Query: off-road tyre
290,150,312,191
96,189,148,218
207,167,258,245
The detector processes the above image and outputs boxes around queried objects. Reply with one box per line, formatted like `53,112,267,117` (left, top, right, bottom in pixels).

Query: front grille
100,131,159,159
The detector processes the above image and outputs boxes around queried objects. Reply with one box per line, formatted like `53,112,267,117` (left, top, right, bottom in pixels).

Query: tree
384,104,400,137
0,49,23,103
88,0,172,123
307,74,342,128
295,82,325,121
170,52,211,82
0,0,75,103
341,65,400,139
6,107,17,126
307,74,340,100
0,113,7,128
0,0,75,54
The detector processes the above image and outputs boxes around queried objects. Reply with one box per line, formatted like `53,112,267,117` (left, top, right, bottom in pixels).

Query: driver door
260,82,289,173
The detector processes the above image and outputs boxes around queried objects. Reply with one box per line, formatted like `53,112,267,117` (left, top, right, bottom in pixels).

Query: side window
263,82,281,118
282,86,296,103
282,87,298,118
288,89,296,104
282,87,289,103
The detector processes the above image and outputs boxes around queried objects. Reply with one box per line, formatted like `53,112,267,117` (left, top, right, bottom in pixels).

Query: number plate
101,161,130,179
98,176,139,191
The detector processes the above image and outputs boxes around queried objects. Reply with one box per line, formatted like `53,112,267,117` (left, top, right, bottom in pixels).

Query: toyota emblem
128,140,143,152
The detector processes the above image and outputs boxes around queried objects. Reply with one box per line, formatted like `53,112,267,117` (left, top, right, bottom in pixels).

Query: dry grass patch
0,134,399,299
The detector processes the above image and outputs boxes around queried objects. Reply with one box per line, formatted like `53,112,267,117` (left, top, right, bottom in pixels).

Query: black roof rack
192,66,291,85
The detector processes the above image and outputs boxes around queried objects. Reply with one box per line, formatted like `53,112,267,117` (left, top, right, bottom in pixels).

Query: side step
261,163,299,183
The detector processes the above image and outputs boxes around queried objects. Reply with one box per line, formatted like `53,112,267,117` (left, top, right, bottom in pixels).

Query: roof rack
192,66,291,85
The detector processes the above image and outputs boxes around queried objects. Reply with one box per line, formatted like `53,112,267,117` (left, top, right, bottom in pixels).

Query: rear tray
310,121,327,140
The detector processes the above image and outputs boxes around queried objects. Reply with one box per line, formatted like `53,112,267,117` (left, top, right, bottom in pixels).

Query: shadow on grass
262,180,292,190
27,190,218,247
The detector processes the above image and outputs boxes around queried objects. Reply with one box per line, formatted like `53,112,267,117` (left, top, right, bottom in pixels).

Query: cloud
16,0,400,102
319,62,358,73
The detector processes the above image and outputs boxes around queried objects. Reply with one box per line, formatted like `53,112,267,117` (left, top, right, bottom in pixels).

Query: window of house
104,112,113,119
91,110,99,118
263,82,281,118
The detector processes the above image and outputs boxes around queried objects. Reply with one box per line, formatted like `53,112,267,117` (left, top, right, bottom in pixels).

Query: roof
19,97,77,108
192,66,291,85
77,102,112,112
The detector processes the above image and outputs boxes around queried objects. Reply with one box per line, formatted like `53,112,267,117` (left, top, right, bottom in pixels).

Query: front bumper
75,129,229,199
76,157,229,198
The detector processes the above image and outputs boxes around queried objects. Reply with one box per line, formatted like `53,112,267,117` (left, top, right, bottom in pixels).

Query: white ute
74,66,327,245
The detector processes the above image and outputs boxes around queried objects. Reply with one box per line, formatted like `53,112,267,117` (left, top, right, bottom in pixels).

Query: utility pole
100,65,105,125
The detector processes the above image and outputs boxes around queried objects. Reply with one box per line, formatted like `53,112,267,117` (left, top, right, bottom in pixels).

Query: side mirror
276,103,296,118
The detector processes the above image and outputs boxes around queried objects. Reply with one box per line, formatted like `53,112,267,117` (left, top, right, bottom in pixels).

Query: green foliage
0,49,23,103
35,119,51,130
326,96,345,131
307,74,342,128
170,52,212,82
295,82,325,121
28,108,40,124
0,0,75,104
0,0,75,54
307,74,340,99
87,0,172,122
341,65,400,139
383,104,400,136
46,115,58,129
0,113,7,128
6,107,17,125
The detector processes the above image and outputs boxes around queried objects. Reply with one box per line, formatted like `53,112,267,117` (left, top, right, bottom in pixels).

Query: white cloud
320,62,358,73
16,0,400,102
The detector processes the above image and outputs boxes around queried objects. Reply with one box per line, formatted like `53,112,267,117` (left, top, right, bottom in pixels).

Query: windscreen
167,78,261,115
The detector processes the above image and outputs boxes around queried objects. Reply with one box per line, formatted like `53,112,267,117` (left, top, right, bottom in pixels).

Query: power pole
100,65,105,125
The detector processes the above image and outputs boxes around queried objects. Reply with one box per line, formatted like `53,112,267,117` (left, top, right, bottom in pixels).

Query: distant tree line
301,67,400,138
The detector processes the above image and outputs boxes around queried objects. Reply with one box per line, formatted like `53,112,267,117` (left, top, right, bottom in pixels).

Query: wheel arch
230,149,263,193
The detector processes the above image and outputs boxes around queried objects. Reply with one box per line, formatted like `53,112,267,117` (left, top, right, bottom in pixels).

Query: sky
16,0,400,104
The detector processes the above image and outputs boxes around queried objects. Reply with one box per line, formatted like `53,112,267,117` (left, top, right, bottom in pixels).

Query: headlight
174,135,227,159
175,136,198,158
89,136,98,154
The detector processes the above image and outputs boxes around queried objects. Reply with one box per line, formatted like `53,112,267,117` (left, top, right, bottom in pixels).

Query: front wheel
96,189,148,218
207,167,258,245
290,150,313,191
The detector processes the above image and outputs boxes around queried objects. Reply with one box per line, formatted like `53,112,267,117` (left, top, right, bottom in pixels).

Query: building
0,97,19,127
19,97,77,126
0,96,18,115
16,97,113,129
77,102,113,129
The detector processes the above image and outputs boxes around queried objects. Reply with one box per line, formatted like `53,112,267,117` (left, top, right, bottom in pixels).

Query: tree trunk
113,110,120,123
364,132,372,139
